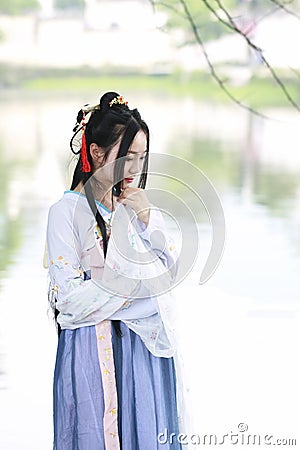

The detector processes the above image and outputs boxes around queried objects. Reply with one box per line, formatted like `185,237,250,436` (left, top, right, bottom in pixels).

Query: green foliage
54,0,85,9
0,0,39,14
154,0,293,41
18,69,300,109
155,0,238,41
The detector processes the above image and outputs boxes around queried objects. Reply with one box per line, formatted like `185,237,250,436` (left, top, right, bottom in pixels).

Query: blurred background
0,0,299,448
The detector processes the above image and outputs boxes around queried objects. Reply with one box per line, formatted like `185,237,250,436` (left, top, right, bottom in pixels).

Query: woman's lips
124,178,134,183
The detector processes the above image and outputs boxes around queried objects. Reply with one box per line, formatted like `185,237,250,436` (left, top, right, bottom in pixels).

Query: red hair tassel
80,114,91,173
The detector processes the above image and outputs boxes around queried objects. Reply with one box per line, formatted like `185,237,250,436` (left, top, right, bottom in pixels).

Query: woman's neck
73,180,116,211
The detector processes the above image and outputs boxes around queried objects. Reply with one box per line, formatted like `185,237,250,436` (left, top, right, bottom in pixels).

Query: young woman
46,91,182,449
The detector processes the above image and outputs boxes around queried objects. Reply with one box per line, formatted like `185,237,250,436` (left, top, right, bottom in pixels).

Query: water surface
0,91,299,448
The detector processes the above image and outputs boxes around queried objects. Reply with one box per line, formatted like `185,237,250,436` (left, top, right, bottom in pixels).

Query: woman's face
92,130,147,189
123,130,147,188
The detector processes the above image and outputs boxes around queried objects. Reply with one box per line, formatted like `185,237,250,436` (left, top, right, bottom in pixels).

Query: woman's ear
90,143,105,167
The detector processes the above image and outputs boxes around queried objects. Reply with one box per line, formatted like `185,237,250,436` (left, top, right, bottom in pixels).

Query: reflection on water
170,110,300,218
166,107,300,306
0,92,299,448
0,151,24,278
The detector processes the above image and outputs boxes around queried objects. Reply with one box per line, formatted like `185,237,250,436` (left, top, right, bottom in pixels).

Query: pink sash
95,321,120,449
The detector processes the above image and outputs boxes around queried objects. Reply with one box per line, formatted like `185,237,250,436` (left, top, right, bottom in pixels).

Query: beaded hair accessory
80,110,90,172
80,103,100,173
72,98,128,172
109,95,128,107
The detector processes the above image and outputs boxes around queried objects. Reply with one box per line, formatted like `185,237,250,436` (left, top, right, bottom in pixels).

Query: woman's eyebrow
127,149,147,154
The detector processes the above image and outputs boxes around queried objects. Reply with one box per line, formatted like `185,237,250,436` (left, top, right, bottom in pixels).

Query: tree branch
149,0,300,115
149,0,186,20
202,0,300,112
268,0,300,20
177,0,268,119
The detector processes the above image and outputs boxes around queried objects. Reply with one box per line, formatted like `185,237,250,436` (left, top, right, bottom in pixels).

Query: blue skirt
53,321,182,449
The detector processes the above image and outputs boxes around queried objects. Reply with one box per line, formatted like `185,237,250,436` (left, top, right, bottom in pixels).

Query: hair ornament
80,110,91,173
109,96,128,108
82,103,100,114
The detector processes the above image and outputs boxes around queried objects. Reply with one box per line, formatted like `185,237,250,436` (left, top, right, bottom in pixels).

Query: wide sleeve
134,206,178,280
46,202,145,329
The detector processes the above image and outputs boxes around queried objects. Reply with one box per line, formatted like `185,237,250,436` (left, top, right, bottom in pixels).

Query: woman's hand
117,187,150,226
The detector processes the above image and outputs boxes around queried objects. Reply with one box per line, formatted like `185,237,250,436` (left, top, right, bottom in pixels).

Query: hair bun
99,91,120,114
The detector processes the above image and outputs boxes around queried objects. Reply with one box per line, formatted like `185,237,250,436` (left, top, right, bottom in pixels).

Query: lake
0,90,299,448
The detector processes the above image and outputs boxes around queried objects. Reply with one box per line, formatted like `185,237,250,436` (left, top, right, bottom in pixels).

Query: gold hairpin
109,96,128,108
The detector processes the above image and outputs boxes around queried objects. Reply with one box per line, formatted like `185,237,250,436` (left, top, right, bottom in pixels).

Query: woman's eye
125,155,146,162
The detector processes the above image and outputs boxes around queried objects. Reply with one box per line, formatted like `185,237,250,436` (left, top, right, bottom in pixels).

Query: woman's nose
128,157,143,174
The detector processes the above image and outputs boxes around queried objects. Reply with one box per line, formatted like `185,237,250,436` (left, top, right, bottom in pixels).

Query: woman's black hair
55,91,149,338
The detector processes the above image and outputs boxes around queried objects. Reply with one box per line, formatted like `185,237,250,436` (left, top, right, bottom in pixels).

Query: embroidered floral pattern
120,299,133,310
95,321,120,450
50,255,69,270
73,265,85,277
111,261,120,273
94,215,114,243
95,225,102,240
50,256,85,279
130,232,136,248
131,319,141,325
150,331,158,341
